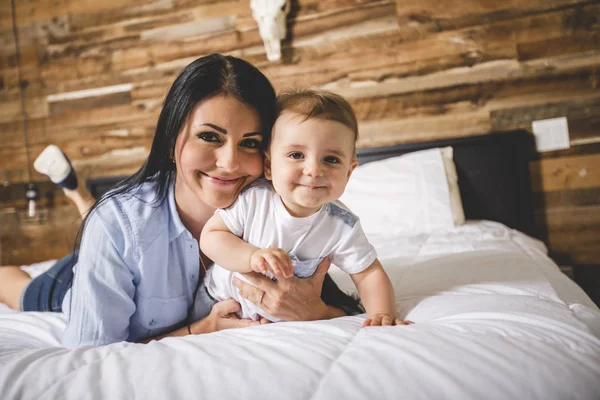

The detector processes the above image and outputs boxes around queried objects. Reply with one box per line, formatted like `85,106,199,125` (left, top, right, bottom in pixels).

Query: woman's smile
198,171,245,186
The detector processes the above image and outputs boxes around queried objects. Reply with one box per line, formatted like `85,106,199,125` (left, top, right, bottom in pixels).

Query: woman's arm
141,299,267,343
62,210,137,348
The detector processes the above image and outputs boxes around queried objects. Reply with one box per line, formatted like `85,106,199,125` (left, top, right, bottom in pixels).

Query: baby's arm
200,213,293,277
350,259,413,327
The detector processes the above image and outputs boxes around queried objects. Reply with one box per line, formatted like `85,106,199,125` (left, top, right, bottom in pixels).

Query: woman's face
174,94,264,212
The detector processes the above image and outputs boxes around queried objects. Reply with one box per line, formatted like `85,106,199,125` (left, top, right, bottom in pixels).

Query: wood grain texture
535,205,600,265
530,153,600,192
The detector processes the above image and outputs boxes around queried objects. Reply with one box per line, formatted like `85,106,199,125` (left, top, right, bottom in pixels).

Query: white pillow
340,146,464,236
440,147,465,227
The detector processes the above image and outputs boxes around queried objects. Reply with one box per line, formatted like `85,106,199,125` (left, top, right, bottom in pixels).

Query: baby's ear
264,152,273,180
347,159,359,179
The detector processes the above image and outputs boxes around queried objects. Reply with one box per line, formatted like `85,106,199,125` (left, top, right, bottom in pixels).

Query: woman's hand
233,257,332,321
190,299,269,334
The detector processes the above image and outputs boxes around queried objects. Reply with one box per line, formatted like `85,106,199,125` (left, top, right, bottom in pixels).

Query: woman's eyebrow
195,123,227,134
194,123,261,138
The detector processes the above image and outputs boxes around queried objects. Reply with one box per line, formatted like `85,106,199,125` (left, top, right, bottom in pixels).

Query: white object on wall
531,116,571,152
251,0,291,62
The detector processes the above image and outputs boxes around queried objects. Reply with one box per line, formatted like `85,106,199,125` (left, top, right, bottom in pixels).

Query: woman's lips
199,172,243,186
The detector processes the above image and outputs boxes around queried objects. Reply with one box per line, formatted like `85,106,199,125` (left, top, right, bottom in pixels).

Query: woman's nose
215,144,240,172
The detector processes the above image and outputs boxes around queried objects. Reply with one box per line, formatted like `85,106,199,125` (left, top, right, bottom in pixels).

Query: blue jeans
20,252,77,312
191,283,218,322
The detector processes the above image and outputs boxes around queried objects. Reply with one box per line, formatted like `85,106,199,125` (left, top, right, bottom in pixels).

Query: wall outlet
531,116,570,152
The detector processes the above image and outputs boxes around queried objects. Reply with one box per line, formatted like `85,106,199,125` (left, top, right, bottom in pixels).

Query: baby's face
265,111,358,217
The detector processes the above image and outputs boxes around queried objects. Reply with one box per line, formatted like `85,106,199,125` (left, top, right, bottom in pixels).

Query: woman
0,54,361,347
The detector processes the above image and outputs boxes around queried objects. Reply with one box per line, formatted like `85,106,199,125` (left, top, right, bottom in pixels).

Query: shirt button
149,319,156,326
191,274,195,280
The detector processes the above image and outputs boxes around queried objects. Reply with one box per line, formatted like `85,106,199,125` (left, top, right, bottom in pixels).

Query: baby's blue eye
325,156,341,164
289,152,304,159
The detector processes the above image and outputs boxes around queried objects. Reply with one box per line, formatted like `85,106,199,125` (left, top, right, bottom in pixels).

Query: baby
200,89,410,326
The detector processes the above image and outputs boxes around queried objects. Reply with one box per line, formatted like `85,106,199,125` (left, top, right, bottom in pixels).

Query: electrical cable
10,0,38,216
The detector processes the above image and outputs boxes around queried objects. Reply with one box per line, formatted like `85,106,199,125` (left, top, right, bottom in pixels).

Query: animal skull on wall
251,0,291,61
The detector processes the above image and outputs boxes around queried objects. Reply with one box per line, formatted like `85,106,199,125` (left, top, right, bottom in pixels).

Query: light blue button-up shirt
61,180,203,347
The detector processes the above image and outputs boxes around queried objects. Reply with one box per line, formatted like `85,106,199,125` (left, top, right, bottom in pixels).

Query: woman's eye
289,152,304,160
325,156,341,164
240,139,261,149
197,132,220,142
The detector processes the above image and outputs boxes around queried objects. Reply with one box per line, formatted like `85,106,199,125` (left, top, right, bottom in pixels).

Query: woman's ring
257,290,265,305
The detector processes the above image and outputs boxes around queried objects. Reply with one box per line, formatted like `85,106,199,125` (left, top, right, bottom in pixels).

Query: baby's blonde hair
275,89,359,146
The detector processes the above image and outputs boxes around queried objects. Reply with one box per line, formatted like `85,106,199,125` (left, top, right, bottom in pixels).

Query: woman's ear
264,152,272,180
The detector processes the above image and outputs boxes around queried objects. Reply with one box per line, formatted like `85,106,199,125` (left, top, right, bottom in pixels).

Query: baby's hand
250,248,294,278
363,313,414,327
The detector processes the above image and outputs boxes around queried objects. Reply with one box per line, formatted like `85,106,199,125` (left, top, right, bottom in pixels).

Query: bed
1,131,599,400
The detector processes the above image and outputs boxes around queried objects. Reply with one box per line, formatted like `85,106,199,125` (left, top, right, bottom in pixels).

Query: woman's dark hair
321,275,365,316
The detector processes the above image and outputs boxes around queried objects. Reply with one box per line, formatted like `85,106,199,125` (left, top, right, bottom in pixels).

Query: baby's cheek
332,179,349,198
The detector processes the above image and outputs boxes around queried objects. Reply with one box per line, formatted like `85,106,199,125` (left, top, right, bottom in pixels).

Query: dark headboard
356,131,536,237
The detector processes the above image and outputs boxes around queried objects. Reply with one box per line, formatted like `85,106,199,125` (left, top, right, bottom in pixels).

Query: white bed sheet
1,221,599,400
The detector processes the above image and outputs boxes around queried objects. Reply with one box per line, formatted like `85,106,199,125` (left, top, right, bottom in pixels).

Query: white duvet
1,221,599,400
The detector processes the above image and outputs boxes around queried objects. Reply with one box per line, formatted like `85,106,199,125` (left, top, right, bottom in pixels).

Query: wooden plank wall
1,0,599,269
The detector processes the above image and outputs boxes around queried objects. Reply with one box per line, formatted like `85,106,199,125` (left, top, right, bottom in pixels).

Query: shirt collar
167,181,189,242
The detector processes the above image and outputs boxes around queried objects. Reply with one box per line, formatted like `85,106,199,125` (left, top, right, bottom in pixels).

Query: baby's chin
294,199,328,212
299,195,338,208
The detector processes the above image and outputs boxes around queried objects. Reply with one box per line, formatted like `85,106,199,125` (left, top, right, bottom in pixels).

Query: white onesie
204,180,377,321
